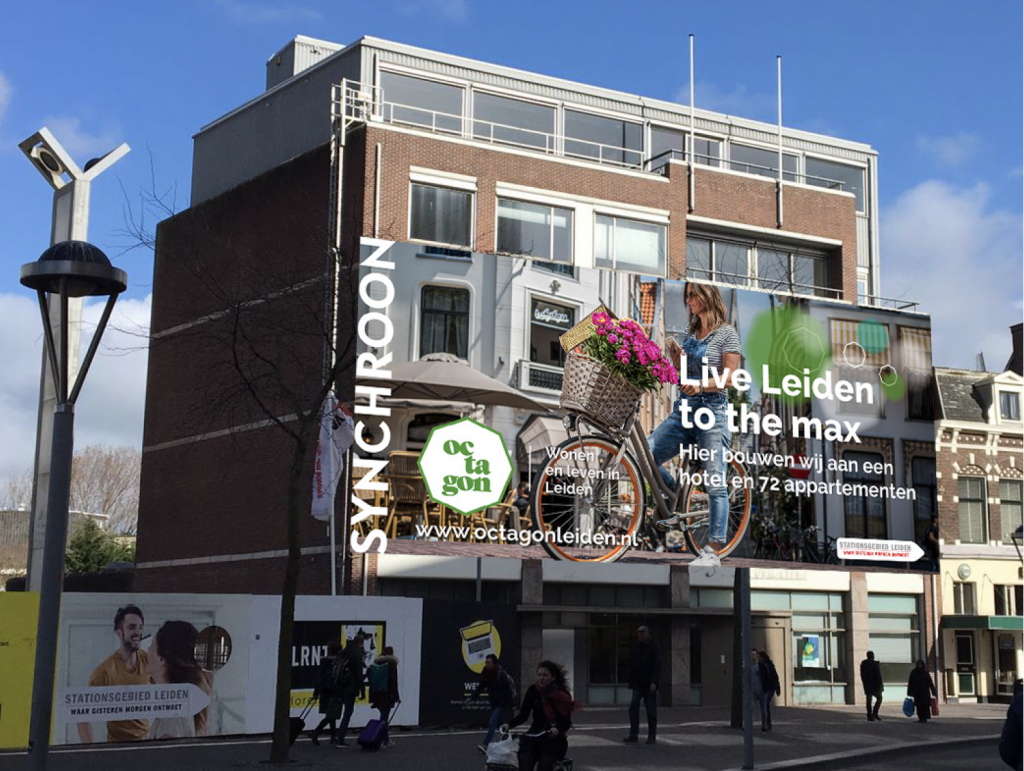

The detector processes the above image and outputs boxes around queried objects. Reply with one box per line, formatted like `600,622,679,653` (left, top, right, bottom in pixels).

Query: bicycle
798,525,840,565
529,406,752,562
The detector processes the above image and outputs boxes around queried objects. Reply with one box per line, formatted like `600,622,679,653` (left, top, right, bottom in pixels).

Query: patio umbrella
359,352,550,412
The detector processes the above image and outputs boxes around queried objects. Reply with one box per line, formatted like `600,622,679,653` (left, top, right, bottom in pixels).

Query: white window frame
953,581,977,616
999,390,1021,421
415,281,474,363
378,66,468,135
957,476,988,545
686,233,830,298
407,181,476,250
495,197,574,264
594,212,669,277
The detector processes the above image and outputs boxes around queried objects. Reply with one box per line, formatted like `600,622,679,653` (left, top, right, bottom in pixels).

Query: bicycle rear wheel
530,435,644,562
681,459,752,558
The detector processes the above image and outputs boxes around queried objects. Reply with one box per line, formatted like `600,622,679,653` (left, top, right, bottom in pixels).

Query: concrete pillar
847,572,869,706
520,560,544,694
669,564,691,706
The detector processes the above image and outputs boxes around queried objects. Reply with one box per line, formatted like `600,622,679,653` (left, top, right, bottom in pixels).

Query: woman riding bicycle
502,660,575,771
647,282,741,567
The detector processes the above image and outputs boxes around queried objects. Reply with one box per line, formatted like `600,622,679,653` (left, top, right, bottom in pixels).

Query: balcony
514,360,564,398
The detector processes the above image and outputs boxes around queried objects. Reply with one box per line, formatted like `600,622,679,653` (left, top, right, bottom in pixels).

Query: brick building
934,325,1024,703
134,35,936,707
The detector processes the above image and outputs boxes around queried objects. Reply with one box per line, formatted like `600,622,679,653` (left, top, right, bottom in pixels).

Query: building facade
934,326,1024,703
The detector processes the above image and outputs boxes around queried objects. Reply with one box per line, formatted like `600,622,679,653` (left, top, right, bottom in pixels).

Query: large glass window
530,298,575,368
805,158,866,213
409,184,473,247
564,110,643,167
649,127,721,170
595,215,667,276
381,71,463,133
900,327,936,421
868,594,921,686
912,457,937,544
843,451,887,539
958,477,987,544
472,92,555,150
994,585,1022,617
1001,391,1021,420
687,235,829,296
1000,480,1023,543
496,199,572,263
730,143,798,180
420,286,469,359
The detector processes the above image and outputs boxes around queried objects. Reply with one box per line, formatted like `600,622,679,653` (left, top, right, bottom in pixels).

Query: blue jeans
628,688,657,738
647,393,731,543
483,705,505,745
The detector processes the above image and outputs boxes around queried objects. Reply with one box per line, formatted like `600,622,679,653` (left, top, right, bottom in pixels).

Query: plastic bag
486,735,517,766
902,696,915,717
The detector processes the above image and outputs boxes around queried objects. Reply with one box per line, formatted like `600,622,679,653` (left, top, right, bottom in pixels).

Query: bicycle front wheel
682,459,752,558
531,435,645,562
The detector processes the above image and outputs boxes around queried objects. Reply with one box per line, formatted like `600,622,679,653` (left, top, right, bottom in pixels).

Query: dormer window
1000,391,1020,420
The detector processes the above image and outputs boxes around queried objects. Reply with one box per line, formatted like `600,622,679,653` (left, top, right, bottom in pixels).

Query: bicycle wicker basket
560,352,643,433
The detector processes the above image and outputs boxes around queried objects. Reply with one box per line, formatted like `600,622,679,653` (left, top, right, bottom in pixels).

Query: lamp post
21,240,127,771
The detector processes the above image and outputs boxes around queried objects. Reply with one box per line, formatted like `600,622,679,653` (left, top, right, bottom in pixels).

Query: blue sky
0,0,1021,481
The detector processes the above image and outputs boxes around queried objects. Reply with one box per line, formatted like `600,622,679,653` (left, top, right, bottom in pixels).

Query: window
868,594,920,686
532,261,575,278
843,451,887,539
730,143,798,180
1000,480,1022,543
805,158,866,213
496,199,572,262
687,235,830,296
912,457,937,544
420,286,469,359
994,585,1023,616
595,215,667,276
900,328,935,421
857,279,869,305
530,298,575,369
958,477,987,544
953,582,976,615
409,184,473,247
564,110,643,167
472,92,555,150
381,71,463,133
649,127,721,170
1001,391,1021,420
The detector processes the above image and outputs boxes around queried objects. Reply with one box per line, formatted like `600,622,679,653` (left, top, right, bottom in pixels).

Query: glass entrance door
955,632,976,697
996,634,1018,697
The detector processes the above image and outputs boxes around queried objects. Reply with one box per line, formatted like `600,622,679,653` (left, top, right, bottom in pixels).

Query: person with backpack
754,649,781,733
332,631,367,746
367,646,400,749
478,653,517,755
308,641,342,745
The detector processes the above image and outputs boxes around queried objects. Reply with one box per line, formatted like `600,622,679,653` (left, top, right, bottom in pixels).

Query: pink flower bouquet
582,313,679,392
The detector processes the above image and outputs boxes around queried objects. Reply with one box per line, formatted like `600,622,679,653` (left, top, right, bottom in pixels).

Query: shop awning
516,415,569,467
941,615,1023,631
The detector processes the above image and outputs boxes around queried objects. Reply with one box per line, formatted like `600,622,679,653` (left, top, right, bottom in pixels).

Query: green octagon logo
418,417,514,517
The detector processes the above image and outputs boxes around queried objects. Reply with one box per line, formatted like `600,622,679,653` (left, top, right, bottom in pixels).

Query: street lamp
21,240,127,771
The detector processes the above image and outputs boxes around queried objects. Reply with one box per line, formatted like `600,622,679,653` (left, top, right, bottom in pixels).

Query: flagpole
688,33,696,213
330,493,337,595
776,55,784,228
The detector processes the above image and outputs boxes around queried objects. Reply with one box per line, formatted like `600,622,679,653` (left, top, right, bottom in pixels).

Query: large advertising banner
418,600,519,727
350,237,937,573
54,593,251,745
0,592,38,748
288,620,387,711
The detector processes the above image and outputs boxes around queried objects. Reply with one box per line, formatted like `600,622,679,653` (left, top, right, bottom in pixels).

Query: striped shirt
679,324,741,380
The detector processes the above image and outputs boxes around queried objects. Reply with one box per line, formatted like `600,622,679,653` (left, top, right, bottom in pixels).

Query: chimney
1006,323,1023,375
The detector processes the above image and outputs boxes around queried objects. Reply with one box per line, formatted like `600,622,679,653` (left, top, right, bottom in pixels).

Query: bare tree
1,468,33,511
68,445,141,534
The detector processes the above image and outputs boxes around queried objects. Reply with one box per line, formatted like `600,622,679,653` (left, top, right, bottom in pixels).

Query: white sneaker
690,545,720,567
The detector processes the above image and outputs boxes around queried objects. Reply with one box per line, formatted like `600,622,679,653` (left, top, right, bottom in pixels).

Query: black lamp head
20,240,128,297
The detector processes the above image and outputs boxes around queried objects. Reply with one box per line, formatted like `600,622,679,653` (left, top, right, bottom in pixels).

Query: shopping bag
486,735,517,766
930,696,939,716
902,696,915,717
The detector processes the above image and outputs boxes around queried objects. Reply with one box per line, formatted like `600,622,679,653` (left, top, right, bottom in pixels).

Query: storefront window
530,298,575,368
868,594,921,687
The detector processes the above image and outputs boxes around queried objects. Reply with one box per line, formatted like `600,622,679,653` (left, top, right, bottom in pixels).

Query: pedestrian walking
478,653,517,755
622,625,659,745
333,631,368,745
752,649,780,733
368,646,400,749
502,660,576,771
308,641,343,745
860,650,884,721
924,513,940,572
906,659,936,723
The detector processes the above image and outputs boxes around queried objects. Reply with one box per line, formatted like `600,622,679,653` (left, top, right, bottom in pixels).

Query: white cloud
674,80,776,121
0,71,11,124
881,181,1022,371
915,132,981,166
211,0,322,23
38,116,120,161
0,293,151,484
399,0,469,22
